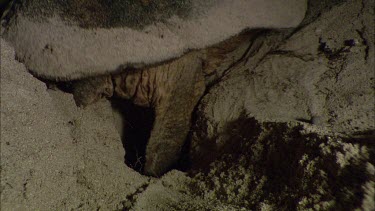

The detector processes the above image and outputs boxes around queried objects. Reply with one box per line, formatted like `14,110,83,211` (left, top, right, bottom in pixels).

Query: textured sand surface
1,39,151,210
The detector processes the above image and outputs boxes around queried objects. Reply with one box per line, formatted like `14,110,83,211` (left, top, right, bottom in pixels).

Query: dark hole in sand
111,98,155,173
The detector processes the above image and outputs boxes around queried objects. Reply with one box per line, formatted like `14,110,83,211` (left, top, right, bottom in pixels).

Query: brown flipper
139,53,205,176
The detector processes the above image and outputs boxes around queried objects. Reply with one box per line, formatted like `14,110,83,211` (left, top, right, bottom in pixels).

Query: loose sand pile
1,39,152,210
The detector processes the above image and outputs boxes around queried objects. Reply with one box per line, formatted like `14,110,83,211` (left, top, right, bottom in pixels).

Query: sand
3,0,306,80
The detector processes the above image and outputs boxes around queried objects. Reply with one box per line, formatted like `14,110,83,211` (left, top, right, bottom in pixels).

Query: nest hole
111,98,155,173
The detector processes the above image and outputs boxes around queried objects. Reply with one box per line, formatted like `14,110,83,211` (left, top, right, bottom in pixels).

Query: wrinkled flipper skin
72,52,205,176
140,53,205,176
112,53,205,176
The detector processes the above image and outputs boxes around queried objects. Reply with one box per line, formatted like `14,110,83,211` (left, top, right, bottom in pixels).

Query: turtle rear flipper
72,75,114,107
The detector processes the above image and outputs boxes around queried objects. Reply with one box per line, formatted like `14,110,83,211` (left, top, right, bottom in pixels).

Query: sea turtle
2,0,307,176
